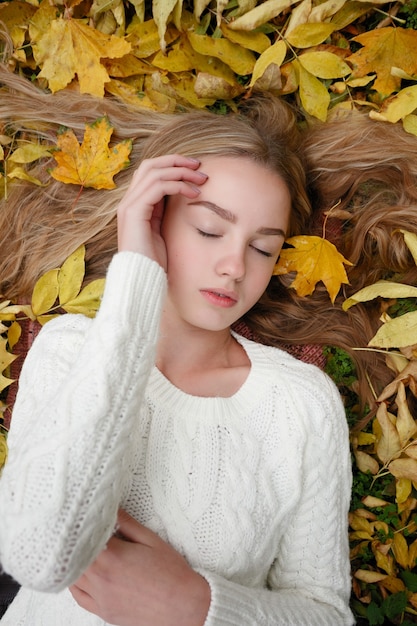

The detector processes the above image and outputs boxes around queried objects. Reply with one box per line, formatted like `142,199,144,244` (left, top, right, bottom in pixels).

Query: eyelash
196,229,273,258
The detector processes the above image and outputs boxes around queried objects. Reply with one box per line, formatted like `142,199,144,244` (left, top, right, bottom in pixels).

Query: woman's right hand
116,154,208,270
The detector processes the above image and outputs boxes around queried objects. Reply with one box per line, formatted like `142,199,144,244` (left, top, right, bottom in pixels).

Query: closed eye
251,245,273,257
197,229,220,238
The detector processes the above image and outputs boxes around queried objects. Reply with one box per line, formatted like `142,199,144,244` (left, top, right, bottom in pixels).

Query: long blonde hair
0,66,309,302
247,112,417,405
2,60,417,406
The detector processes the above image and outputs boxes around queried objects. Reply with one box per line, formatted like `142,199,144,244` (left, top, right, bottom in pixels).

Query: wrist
178,571,211,626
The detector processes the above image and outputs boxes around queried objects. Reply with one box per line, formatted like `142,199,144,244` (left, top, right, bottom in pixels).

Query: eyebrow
188,200,287,237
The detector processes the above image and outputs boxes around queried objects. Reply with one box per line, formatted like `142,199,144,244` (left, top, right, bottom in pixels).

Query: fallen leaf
127,18,169,58
299,50,351,79
58,245,86,305
32,16,131,96
63,279,105,317
376,402,402,464
395,382,417,446
377,360,417,402
395,477,412,504
286,22,335,48
194,72,244,100
0,1,36,49
369,311,417,349
274,234,352,302
152,0,178,53
228,0,298,30
348,27,417,97
400,230,417,267
220,23,270,54
354,450,380,475
249,39,287,87
403,114,417,137
8,143,52,164
343,280,417,311
309,0,346,22
50,116,132,190
188,32,256,75
295,60,330,121
370,85,417,124
0,336,17,394
31,268,60,317
354,569,387,583
389,457,417,483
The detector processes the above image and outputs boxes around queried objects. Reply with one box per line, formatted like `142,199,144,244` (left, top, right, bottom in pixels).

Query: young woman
0,66,354,624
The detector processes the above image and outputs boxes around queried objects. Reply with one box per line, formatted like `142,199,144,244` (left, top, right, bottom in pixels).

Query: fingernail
190,184,202,193
188,157,201,164
196,171,208,179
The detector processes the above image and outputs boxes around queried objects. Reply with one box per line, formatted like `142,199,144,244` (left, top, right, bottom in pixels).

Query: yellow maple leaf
273,235,353,303
50,116,132,190
0,432,7,471
0,336,16,395
348,27,417,98
32,16,131,96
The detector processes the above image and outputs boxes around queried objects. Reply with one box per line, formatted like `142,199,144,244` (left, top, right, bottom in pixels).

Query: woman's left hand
70,510,210,626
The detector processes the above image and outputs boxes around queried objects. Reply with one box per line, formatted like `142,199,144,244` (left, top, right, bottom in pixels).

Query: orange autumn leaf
50,117,132,190
273,235,353,303
348,27,417,97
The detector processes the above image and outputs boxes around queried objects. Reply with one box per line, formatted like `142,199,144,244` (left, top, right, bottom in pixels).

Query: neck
157,317,235,375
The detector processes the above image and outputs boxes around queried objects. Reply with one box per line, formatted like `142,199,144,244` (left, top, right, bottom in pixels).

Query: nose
216,247,246,281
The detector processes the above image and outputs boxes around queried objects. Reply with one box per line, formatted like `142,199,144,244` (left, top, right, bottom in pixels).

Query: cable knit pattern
0,252,354,625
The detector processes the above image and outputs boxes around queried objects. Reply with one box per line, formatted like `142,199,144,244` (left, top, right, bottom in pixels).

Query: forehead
196,156,291,225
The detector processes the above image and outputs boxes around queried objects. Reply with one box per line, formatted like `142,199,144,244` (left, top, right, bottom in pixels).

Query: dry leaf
249,39,287,87
50,116,132,190
286,22,335,48
31,269,60,317
299,50,351,79
220,23,270,54
63,279,105,317
400,229,417,267
395,382,417,446
0,336,17,395
369,311,417,349
370,85,417,124
274,235,352,302
343,280,417,311
294,60,330,121
152,0,178,53
389,457,417,483
376,402,402,465
348,27,417,97
228,0,298,30
58,245,86,305
187,32,257,76
32,17,131,96
377,360,417,402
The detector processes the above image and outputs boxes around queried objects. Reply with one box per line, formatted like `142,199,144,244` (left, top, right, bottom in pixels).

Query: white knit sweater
0,252,354,625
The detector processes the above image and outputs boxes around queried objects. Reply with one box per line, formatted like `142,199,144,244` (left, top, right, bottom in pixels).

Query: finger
69,584,96,614
138,154,202,173
130,160,208,190
116,509,161,547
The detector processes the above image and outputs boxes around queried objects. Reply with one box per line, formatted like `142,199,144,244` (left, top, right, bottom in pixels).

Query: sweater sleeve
0,252,166,592
198,376,354,626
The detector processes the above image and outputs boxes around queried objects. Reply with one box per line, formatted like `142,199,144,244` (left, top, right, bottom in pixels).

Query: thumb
116,509,159,547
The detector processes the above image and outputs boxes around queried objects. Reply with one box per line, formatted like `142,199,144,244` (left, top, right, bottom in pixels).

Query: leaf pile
1,0,417,130
346,232,417,624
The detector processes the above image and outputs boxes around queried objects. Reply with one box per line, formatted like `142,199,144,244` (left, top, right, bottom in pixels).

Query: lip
200,288,238,308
